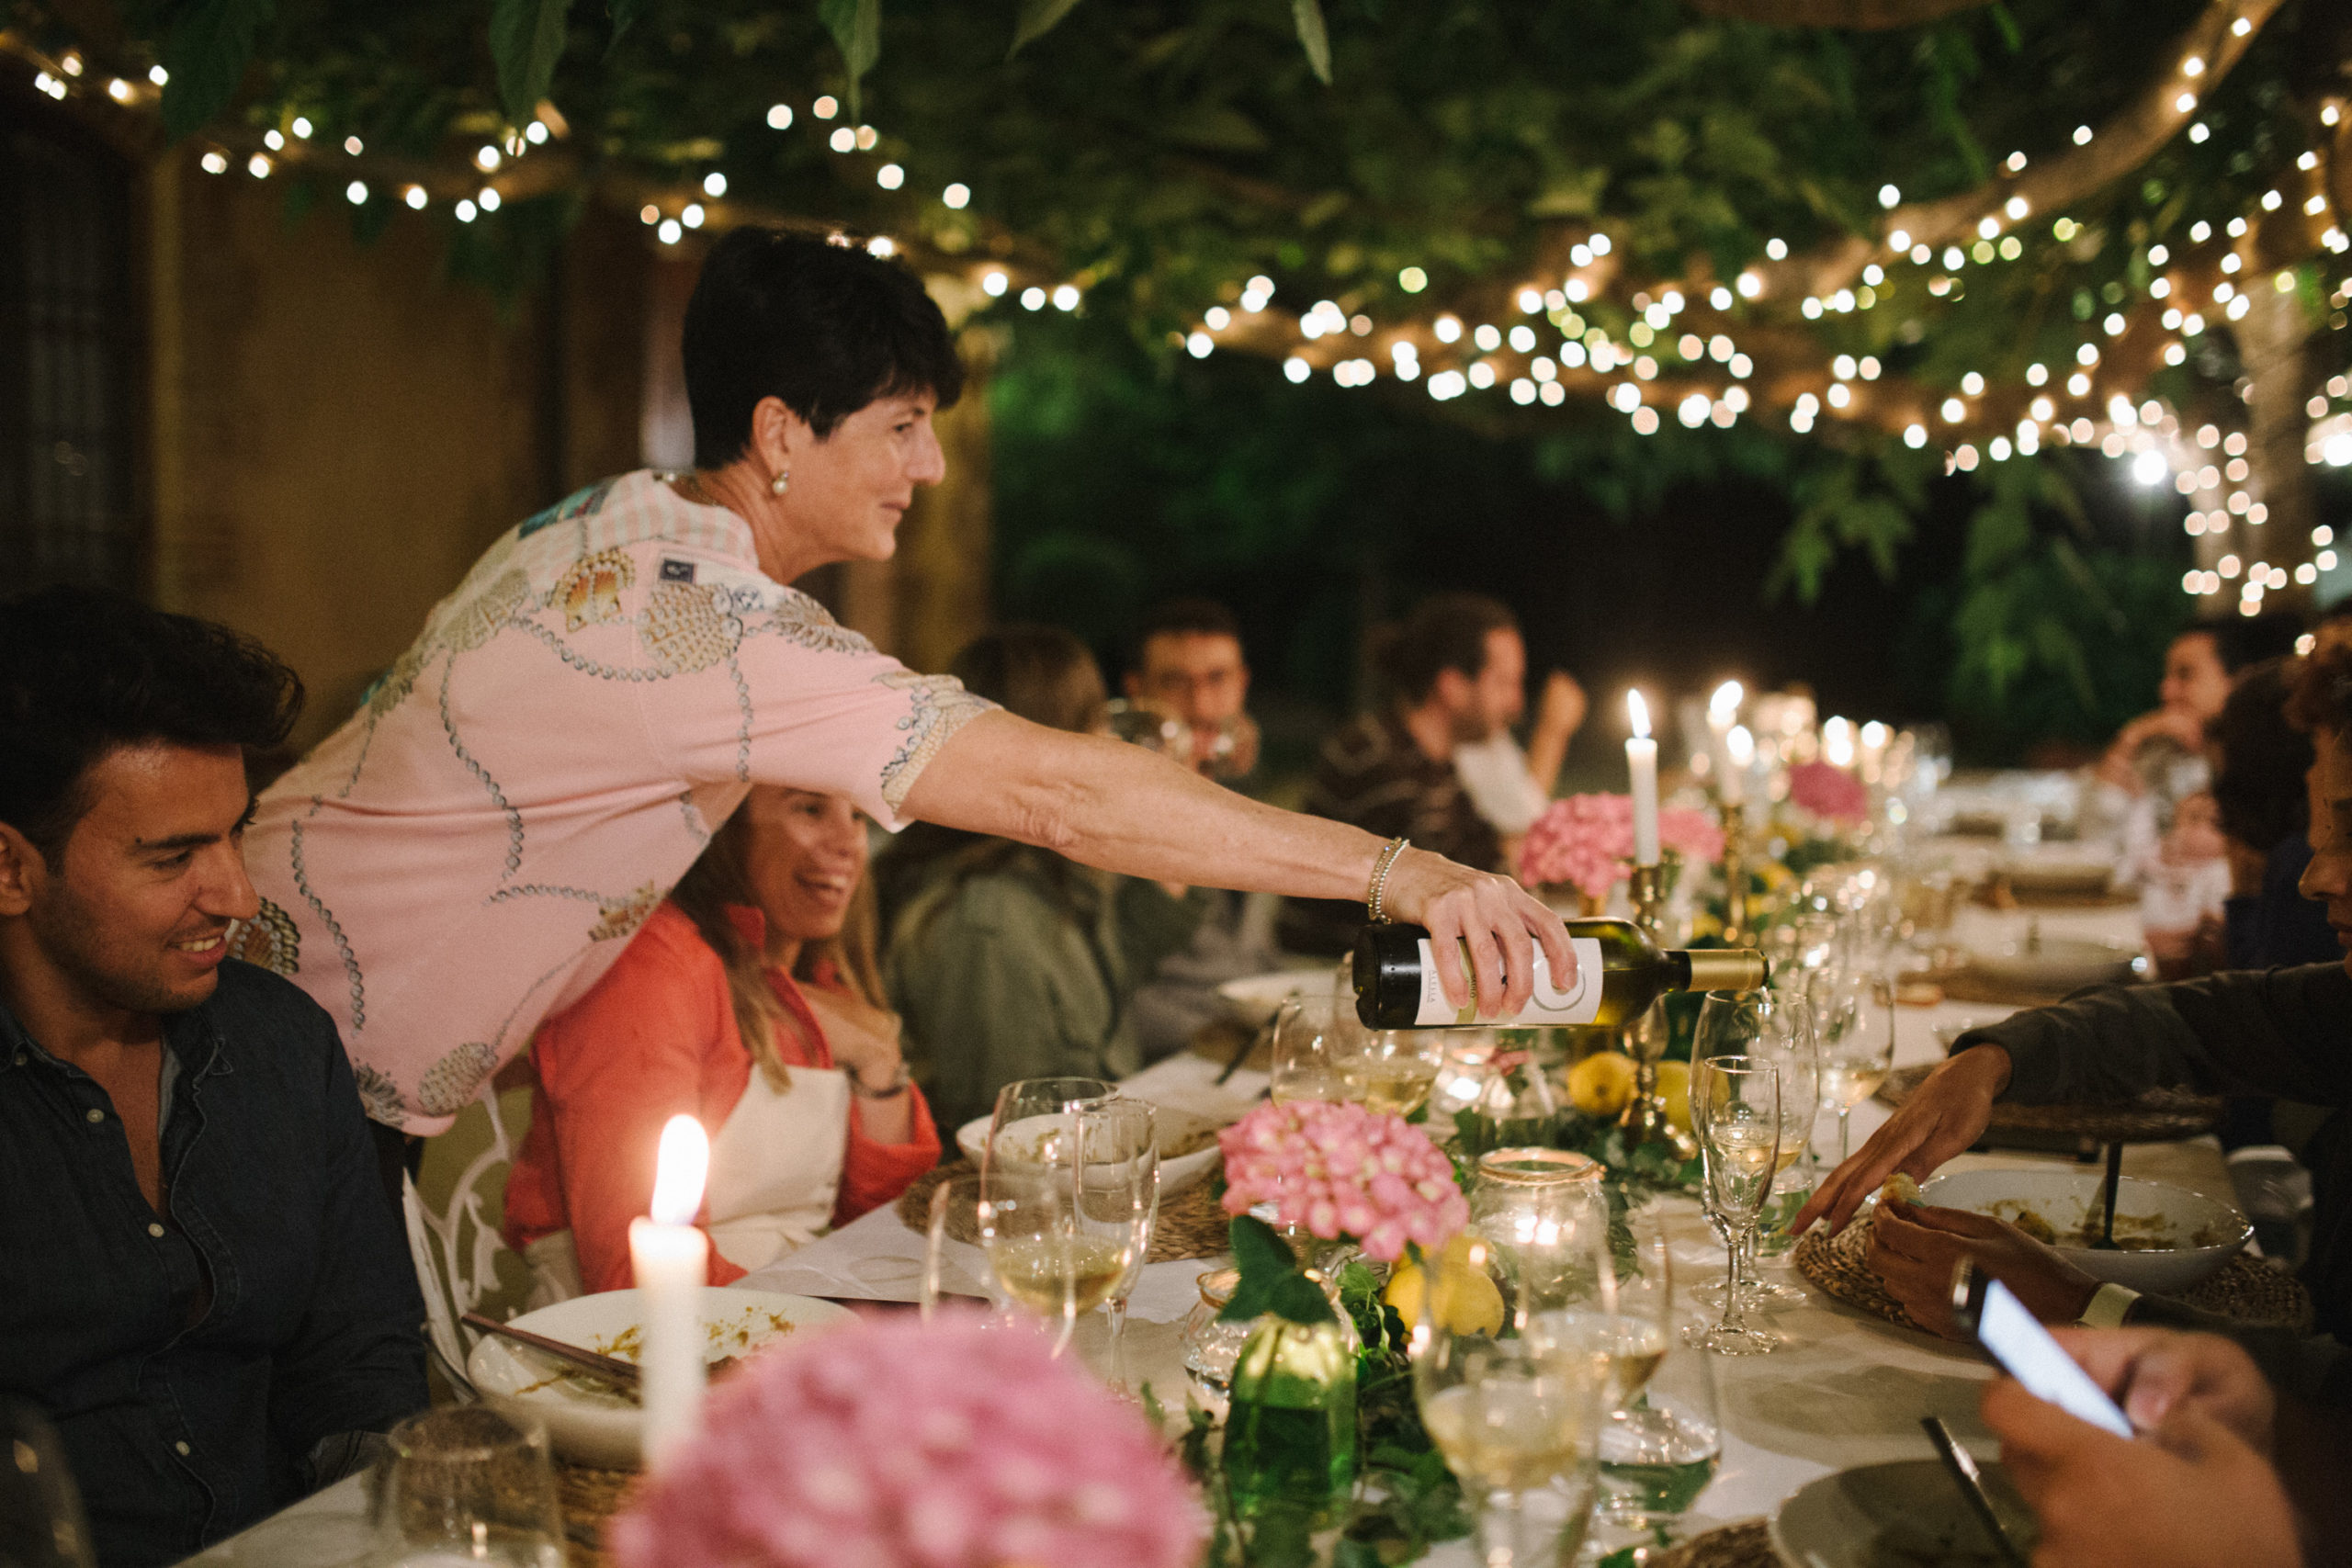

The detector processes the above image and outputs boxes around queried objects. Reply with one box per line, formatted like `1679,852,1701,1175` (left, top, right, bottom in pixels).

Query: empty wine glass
1267,995,1364,1104
373,1407,563,1568
1686,1055,1783,1356
1074,1099,1159,1393
1811,970,1896,1163
1694,990,1820,1307
986,1076,1116,1176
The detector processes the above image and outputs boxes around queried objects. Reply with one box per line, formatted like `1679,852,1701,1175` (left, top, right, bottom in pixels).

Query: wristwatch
850,1060,912,1100
2076,1280,2142,1328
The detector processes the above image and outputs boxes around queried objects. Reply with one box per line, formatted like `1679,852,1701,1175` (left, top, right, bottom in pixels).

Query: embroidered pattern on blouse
589,883,665,942
548,547,637,631
416,1041,499,1118
440,660,526,880
289,816,365,1032
515,477,618,540
641,581,744,675
228,898,300,976
751,585,877,657
436,568,532,654
877,671,998,810
353,1063,405,1124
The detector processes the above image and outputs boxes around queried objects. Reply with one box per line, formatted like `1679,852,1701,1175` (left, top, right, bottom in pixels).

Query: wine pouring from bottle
1353,920,1768,1031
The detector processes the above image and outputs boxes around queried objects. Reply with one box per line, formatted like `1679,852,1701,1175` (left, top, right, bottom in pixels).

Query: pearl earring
770,470,791,497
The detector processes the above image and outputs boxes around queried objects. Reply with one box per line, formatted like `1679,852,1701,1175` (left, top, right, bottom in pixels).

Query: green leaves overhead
820,0,882,118
1008,0,1087,57
489,0,572,129
158,0,275,142
1293,0,1332,84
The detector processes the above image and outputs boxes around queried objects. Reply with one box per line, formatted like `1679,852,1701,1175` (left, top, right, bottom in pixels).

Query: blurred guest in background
1281,592,1534,953
2099,615,2303,795
0,590,424,1568
1121,600,1283,1061
2211,658,2339,971
881,627,1204,1134
1455,668,1584,844
505,785,936,1303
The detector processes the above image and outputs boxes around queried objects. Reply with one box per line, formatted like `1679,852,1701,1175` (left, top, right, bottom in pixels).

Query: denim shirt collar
0,988,232,1086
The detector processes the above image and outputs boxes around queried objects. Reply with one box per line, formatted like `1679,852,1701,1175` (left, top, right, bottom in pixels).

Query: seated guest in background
2211,658,2338,970
1798,646,2352,1379
881,626,1204,1134
1124,596,1261,782
1455,669,1584,845
1281,592,1527,953
2098,615,2302,795
1121,599,1282,1061
506,786,936,1301
1981,1326,2330,1567
0,589,426,1568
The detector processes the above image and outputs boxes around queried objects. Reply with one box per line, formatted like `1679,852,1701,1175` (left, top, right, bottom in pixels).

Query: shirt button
85,1107,105,1123
175,1441,191,1457
147,1223,166,1238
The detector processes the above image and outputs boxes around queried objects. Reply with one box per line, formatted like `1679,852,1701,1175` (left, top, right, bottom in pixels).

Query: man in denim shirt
0,589,426,1568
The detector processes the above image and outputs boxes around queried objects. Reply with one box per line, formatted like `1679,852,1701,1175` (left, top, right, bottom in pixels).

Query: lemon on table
1657,1060,1693,1133
1566,1051,1638,1116
1383,1233,1506,1337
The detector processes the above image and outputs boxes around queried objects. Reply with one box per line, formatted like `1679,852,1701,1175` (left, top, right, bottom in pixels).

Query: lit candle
1626,690,1660,866
1707,682,1745,806
1724,724,1754,807
1823,716,1856,771
1858,719,1890,784
630,1114,710,1468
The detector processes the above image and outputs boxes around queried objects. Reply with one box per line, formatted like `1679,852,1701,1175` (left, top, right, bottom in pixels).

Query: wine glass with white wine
1810,969,1896,1163
922,1168,1125,1355
1072,1099,1159,1393
1593,1205,1723,1546
1350,1029,1446,1117
1694,989,1820,1308
1267,995,1365,1104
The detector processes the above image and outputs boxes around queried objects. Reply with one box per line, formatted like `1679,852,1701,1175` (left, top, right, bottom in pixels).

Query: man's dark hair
2290,643,2352,738
1374,592,1518,705
682,228,965,468
1135,597,1243,656
2210,658,2313,853
2193,612,2306,676
0,587,302,864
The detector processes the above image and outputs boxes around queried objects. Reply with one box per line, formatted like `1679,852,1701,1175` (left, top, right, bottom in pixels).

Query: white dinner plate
467,1286,852,1468
1771,1458,2037,1567
1215,967,1328,1026
953,1106,1227,1196
1964,934,2143,992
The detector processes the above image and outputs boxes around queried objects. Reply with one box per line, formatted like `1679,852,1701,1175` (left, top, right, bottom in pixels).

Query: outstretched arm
899,711,1573,1018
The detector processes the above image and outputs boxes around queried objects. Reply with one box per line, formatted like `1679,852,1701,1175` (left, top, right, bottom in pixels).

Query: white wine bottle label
1414,936,1602,1026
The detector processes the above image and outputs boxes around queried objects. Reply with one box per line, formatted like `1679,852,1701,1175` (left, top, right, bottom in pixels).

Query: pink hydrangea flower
1658,806,1725,866
1789,761,1870,823
1218,1100,1469,1262
1518,794,1724,898
611,1314,1204,1568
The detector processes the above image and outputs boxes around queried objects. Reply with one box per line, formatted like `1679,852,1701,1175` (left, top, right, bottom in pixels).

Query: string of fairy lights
7,12,2348,616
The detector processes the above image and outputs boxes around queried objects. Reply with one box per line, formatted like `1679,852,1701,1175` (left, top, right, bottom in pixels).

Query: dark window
0,96,141,591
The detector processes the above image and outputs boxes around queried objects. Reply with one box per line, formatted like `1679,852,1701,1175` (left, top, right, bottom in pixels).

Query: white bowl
954,1107,1225,1197
1216,967,1329,1027
1772,1458,2036,1567
1965,934,2143,992
1919,1168,2252,1294
2001,854,2114,898
467,1287,852,1467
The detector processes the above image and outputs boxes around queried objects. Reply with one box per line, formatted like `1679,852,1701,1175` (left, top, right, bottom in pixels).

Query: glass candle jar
1180,1268,1253,1418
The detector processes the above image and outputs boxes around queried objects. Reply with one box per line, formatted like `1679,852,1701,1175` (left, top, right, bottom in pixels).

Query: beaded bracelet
1366,836,1410,923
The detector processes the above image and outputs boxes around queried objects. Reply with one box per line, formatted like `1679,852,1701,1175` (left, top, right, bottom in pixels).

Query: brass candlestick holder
1719,801,1749,947
1616,863,1696,1157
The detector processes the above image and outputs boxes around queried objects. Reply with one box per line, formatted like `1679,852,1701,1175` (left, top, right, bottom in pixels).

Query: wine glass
1414,1272,1611,1568
986,1076,1116,1175
1102,698,1193,762
922,1168,1113,1356
1594,1207,1723,1545
1694,990,1820,1307
372,1407,563,1568
1686,1055,1783,1355
1811,969,1896,1163
1073,1099,1159,1393
1351,1029,1446,1117
1267,995,1364,1104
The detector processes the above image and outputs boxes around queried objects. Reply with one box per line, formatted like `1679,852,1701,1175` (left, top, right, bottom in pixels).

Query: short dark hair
2290,643,2352,738
1374,592,1518,705
2209,659,2313,852
950,625,1106,736
0,587,302,864
682,228,966,468
2190,612,2305,676
1136,597,1242,656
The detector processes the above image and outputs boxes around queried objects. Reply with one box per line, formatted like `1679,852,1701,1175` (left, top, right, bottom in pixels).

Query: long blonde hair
669,800,888,1091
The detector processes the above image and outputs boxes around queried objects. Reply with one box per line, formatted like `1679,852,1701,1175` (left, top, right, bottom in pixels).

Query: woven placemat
1794,1211,2312,1332
894,1159,1235,1263
1648,1518,1774,1568
556,1462,637,1568
1875,1063,2224,1144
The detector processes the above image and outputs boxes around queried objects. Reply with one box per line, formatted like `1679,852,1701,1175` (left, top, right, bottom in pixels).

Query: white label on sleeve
1414,936,1602,1027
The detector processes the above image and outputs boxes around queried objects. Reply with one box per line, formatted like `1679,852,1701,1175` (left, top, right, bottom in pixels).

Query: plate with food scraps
1918,1168,2252,1294
469,1286,853,1467
1772,1457,2037,1568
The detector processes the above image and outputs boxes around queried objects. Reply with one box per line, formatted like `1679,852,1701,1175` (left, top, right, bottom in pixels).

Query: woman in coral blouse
505,786,937,1300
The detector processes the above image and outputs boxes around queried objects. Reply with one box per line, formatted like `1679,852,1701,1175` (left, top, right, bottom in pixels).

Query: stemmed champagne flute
1811,969,1896,1162
1073,1099,1159,1393
1693,989,1820,1308
1686,1055,1784,1355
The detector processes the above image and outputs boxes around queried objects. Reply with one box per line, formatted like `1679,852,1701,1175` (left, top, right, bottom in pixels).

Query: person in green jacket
879,626,1206,1136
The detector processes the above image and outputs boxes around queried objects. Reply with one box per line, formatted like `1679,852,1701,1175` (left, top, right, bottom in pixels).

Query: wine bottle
1351,919,1767,1030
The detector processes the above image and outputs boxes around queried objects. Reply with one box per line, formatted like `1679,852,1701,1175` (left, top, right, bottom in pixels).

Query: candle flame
1823,716,1856,769
1626,689,1651,739
1860,719,1889,749
1709,681,1743,718
650,1114,709,1224
1726,725,1754,764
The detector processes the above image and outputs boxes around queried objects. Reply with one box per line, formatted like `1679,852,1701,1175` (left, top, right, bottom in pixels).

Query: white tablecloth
187,892,2220,1566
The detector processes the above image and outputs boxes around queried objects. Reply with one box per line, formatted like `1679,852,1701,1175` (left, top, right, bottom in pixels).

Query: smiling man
0,588,425,1567
1798,644,2352,1368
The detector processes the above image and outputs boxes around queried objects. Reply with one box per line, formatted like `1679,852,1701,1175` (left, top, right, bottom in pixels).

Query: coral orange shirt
504,901,938,1292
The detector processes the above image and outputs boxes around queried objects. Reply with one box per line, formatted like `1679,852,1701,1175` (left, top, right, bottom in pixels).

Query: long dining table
180,890,2231,1567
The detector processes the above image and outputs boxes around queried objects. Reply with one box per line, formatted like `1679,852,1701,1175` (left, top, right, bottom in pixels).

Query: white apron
702,1064,854,1274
